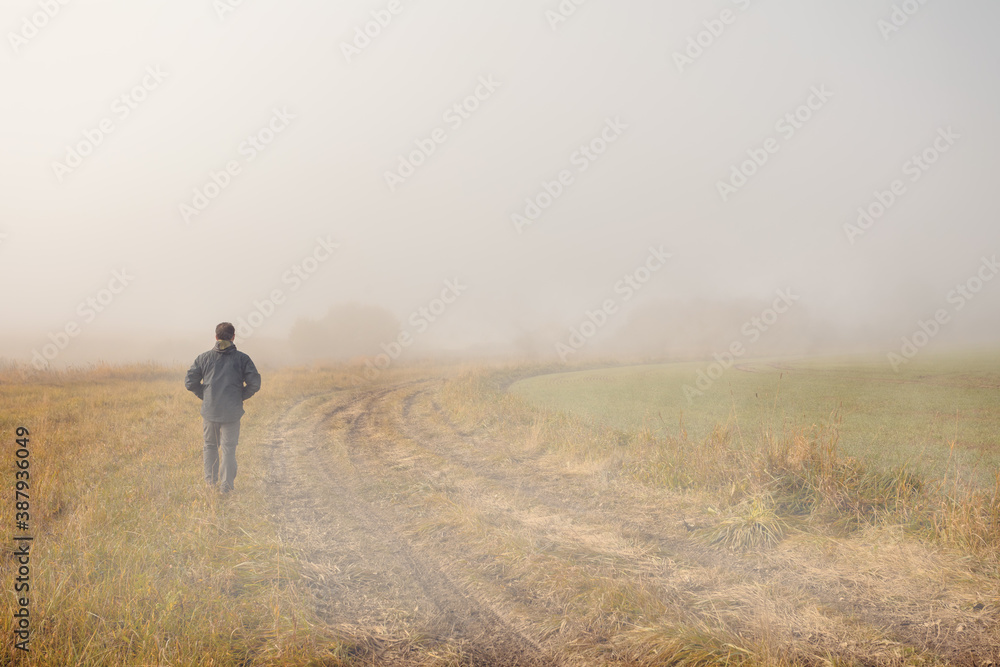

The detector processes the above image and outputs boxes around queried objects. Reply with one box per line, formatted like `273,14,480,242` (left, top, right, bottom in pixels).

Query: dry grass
2,360,999,665
448,367,1000,560
435,365,1000,664
704,496,787,552
0,363,357,665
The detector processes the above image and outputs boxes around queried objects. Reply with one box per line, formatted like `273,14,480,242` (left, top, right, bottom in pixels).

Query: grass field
0,364,348,665
1,356,999,665
510,351,1000,487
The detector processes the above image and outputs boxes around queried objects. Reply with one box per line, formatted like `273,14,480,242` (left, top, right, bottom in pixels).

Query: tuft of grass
926,471,1000,555
705,496,787,552
622,623,754,666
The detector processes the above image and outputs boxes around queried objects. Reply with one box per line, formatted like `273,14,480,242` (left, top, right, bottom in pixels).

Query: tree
288,303,400,361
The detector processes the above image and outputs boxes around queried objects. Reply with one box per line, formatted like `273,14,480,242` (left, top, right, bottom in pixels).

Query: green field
510,351,1000,486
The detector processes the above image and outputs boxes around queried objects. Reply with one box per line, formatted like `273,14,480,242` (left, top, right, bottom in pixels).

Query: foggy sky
2,0,999,366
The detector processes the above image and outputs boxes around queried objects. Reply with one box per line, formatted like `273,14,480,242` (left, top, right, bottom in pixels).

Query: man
185,322,261,493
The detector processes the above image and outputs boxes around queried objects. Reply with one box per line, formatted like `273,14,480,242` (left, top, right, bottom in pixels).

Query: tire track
264,385,554,666
262,380,999,665
390,384,1000,666
338,387,554,666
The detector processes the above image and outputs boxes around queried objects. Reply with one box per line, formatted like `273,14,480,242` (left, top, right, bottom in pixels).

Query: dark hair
216,322,236,341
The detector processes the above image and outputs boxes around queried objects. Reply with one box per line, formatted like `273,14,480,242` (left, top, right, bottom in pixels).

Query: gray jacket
185,341,261,422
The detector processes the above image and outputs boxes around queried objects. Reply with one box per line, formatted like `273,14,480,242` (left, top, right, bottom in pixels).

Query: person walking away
185,322,261,493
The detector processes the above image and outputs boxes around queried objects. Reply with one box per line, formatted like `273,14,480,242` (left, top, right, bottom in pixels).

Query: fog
2,0,998,369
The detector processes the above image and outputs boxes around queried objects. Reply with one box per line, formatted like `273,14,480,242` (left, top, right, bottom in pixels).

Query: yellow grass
0,360,997,665
0,364,349,665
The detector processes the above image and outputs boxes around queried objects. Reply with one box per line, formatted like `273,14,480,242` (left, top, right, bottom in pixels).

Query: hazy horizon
3,0,998,369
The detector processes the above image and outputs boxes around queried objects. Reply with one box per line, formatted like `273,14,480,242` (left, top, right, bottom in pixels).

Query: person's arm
242,357,261,401
185,359,205,400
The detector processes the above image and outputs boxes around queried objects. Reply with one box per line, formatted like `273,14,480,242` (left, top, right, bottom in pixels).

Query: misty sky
2,0,999,362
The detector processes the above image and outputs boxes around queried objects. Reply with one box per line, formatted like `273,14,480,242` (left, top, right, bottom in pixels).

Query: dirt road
262,378,1000,665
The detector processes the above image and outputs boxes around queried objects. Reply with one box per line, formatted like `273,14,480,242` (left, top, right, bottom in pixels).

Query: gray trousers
203,419,241,491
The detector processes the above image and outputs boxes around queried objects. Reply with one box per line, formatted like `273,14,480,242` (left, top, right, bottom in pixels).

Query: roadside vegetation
0,355,997,665
0,363,350,665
